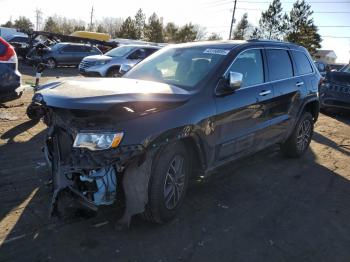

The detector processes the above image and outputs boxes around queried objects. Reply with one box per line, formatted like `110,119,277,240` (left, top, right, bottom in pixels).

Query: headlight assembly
73,132,124,151
95,60,111,66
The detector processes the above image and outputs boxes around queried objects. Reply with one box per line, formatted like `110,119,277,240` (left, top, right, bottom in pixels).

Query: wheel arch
301,98,320,123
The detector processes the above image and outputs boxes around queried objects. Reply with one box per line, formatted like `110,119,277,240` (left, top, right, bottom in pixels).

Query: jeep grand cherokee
33,40,320,227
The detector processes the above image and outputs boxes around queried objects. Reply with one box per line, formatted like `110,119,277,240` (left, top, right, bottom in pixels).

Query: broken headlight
73,132,124,151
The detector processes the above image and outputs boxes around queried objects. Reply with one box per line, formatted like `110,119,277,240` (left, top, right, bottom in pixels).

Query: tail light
0,37,17,63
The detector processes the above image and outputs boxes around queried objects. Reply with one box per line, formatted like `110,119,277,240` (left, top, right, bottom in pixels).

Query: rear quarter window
266,49,293,81
292,51,313,75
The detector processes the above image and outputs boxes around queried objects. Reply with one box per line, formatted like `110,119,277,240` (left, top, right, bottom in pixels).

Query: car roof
57,42,92,46
120,44,161,49
172,39,305,51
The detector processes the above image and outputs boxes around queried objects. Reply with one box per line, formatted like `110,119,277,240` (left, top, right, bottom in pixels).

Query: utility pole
35,8,43,31
89,6,94,31
228,0,237,40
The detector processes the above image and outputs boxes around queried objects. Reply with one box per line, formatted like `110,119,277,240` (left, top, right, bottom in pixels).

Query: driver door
213,48,274,164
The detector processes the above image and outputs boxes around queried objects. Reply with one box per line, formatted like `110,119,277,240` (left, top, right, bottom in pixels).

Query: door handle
259,90,272,96
296,81,304,87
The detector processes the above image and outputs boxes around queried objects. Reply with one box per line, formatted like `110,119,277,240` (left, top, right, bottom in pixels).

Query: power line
235,7,350,13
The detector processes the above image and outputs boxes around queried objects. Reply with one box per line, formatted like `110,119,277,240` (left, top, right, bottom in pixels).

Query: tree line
232,0,321,55
1,1,321,53
1,9,222,43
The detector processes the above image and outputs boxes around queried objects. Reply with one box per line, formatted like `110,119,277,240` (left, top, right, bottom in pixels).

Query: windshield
125,46,228,90
340,64,350,73
105,45,135,57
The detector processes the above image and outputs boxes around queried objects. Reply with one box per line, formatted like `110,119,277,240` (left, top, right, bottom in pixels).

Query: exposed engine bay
44,107,154,227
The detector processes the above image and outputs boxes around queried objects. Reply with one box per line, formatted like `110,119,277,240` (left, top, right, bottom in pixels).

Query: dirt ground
0,65,350,262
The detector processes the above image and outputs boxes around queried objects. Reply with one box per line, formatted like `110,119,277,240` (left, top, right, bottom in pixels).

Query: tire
26,103,42,120
106,67,121,77
47,58,56,69
281,111,314,158
142,142,190,224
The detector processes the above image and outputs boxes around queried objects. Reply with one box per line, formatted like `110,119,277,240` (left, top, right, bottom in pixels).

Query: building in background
314,50,337,64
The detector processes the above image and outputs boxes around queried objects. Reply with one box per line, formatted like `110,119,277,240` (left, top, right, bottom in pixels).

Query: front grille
327,84,350,95
79,60,96,69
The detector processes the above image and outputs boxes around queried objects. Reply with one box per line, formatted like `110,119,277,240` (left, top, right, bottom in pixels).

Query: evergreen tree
118,17,137,39
14,16,34,32
232,13,250,40
175,23,197,43
1,21,14,28
258,0,284,40
164,22,178,42
134,9,146,39
285,0,321,55
44,17,60,33
207,32,222,41
144,13,164,42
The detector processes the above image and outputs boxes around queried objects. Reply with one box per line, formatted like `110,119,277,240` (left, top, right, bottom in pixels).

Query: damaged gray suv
34,40,320,227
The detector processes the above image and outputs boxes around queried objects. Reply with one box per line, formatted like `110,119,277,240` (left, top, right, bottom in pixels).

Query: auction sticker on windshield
203,49,230,56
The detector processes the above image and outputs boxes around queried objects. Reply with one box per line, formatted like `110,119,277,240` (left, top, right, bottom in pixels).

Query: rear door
213,48,275,164
58,45,76,64
265,48,304,142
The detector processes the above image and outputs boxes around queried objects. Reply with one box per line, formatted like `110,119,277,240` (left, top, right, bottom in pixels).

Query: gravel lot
0,65,350,262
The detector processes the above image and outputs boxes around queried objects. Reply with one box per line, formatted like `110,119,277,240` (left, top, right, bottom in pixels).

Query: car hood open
36,78,192,111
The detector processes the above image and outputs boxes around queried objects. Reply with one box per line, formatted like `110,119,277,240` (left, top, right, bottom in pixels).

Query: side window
74,46,86,52
145,48,158,57
128,49,146,59
61,45,76,52
266,49,293,81
292,51,313,75
318,63,325,72
226,49,264,87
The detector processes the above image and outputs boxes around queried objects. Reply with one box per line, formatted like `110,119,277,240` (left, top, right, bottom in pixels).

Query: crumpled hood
82,55,112,61
36,77,192,111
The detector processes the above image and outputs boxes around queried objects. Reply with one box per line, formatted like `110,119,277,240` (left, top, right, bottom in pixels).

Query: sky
1,0,349,63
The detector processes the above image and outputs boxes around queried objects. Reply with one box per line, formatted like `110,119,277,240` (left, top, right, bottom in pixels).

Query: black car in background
34,40,320,227
27,42,102,68
0,37,22,102
6,34,38,59
320,64,350,111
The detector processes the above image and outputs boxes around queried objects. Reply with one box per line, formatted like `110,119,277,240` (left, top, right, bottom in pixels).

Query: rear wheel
143,142,190,224
281,112,314,158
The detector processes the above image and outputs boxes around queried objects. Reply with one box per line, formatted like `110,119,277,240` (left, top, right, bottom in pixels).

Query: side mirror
216,71,243,97
229,71,243,90
119,64,132,76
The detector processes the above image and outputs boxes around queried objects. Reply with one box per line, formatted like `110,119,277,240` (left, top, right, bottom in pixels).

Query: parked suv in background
0,37,22,102
320,63,350,111
79,44,161,77
34,40,320,227
28,42,102,68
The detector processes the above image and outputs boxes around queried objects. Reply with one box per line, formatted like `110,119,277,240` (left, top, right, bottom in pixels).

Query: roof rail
247,39,288,44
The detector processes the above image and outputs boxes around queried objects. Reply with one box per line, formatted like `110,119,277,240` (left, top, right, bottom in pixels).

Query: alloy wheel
163,154,186,210
296,119,312,152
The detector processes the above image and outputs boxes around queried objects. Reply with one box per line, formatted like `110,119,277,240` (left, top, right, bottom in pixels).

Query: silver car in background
79,44,161,77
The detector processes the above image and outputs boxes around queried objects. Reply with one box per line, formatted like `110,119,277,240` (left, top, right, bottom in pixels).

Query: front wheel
281,112,314,158
106,67,121,77
142,142,190,224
